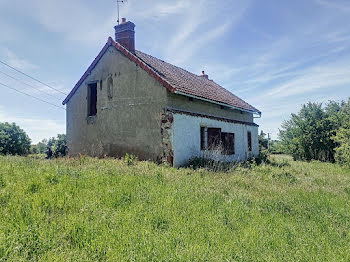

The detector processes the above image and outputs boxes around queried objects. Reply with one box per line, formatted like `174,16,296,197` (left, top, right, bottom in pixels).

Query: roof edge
62,38,261,116
174,91,261,115
63,37,176,105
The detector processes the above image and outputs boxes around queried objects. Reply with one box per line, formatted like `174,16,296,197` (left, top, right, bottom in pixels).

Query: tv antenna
117,0,128,25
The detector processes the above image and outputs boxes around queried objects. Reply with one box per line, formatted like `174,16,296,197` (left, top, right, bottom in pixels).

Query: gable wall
66,46,168,160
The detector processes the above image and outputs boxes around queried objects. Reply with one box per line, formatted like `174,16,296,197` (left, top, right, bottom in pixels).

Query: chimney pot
114,18,136,53
200,71,208,79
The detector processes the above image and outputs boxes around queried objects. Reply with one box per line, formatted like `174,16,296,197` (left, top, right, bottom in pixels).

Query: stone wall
160,111,174,165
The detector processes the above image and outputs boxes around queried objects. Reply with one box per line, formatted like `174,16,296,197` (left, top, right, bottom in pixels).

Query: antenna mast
117,0,127,25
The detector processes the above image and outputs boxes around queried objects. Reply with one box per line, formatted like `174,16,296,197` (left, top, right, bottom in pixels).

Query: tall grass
0,155,349,261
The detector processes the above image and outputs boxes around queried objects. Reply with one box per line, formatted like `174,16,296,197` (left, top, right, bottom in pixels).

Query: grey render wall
66,46,168,160
166,92,254,123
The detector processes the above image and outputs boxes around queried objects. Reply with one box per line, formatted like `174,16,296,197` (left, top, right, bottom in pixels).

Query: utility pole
267,133,271,152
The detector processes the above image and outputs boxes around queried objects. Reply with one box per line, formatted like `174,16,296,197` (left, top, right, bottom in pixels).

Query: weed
151,216,169,231
0,174,5,188
272,171,298,184
45,173,59,185
27,183,40,194
114,192,132,209
125,153,136,166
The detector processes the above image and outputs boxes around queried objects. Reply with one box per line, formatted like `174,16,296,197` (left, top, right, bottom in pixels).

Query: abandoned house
62,18,261,167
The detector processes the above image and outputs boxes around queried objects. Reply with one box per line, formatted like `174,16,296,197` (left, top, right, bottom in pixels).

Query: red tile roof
63,38,260,114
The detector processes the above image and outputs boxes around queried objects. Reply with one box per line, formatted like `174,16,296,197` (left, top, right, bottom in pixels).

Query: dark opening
222,132,235,155
248,131,252,152
207,128,221,150
200,127,206,150
88,83,97,116
189,97,194,102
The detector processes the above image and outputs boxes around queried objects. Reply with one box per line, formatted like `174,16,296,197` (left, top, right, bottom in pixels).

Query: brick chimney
200,71,208,79
114,18,135,53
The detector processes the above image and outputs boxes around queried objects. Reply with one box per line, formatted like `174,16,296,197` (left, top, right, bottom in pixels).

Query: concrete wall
167,92,254,123
66,46,168,160
171,113,259,167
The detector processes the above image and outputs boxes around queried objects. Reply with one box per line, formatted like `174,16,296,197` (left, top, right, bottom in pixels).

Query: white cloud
1,47,37,71
266,62,350,98
314,0,350,13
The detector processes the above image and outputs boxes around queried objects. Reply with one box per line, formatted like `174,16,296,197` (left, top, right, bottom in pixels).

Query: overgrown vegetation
0,155,349,261
279,99,350,167
0,122,31,156
31,134,67,159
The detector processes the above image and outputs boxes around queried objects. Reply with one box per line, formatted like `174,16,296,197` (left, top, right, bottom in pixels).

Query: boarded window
88,83,97,116
200,127,206,150
107,76,113,99
222,132,235,155
247,131,252,152
207,128,221,150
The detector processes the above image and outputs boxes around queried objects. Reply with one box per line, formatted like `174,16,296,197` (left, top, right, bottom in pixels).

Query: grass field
0,155,350,261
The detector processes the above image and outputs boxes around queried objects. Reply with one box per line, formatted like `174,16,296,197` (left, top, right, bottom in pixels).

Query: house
62,19,261,167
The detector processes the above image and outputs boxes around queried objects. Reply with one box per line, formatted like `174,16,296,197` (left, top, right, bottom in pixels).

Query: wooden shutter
207,128,221,150
247,131,252,152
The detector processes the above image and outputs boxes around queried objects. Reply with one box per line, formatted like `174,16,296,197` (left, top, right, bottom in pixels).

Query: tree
279,99,350,165
0,122,31,155
31,139,48,154
279,102,337,162
332,99,350,167
45,134,67,158
52,134,67,158
259,130,269,150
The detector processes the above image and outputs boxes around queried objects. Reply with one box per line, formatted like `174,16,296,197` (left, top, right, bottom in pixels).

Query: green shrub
0,122,31,156
254,149,270,165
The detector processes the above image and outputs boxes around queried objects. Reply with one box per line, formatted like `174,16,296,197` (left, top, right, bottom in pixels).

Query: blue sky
0,0,349,143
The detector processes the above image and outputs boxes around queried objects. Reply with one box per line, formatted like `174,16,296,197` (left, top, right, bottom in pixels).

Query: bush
254,149,270,165
0,122,31,156
45,134,67,159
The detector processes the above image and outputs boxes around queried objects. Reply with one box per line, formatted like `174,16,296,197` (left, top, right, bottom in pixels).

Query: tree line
0,122,67,158
278,98,350,167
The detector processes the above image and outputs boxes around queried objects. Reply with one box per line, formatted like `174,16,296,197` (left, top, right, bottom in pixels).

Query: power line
0,60,68,96
0,70,63,102
0,81,66,111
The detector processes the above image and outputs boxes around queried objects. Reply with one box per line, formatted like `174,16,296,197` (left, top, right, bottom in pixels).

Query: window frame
222,132,235,155
247,131,252,152
87,82,98,117
207,127,222,150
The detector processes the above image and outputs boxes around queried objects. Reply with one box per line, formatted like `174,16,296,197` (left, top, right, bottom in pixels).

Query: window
107,77,113,100
203,127,235,155
222,132,235,155
88,83,97,116
207,128,221,150
247,131,252,152
200,127,206,150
